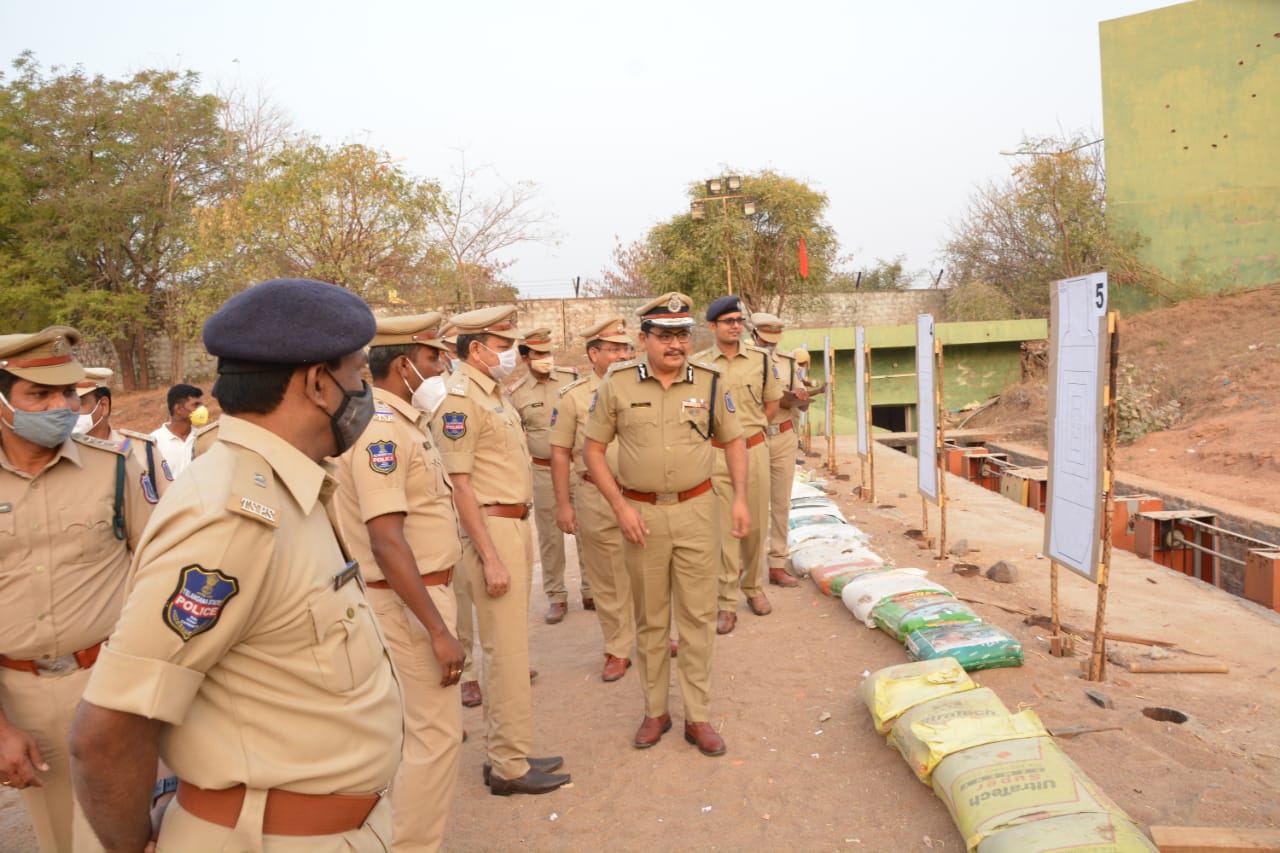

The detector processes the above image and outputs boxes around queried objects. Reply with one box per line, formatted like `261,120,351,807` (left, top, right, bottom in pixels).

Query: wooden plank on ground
1126,661,1229,674
1149,825,1280,852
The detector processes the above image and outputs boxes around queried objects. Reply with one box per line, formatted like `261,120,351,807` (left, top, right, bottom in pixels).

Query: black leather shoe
482,756,564,786
489,768,571,796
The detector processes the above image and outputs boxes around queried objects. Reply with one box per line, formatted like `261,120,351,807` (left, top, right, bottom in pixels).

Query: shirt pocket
618,408,660,445
60,502,115,563
307,587,384,694
678,405,711,440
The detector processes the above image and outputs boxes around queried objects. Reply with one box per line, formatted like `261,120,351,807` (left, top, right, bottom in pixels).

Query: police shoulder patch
549,407,558,427
164,564,240,642
367,440,397,474
140,472,160,504
442,412,467,439
588,392,599,413
724,390,736,413
161,460,175,482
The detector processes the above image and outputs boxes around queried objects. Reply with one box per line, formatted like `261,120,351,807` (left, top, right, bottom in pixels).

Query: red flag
798,237,809,279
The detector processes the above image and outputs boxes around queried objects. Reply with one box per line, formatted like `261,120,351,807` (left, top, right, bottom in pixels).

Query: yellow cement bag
932,736,1128,852
861,657,976,735
976,812,1157,853
886,688,1015,784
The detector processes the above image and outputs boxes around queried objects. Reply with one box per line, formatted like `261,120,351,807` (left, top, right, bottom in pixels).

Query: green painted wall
779,318,1047,436
1101,0,1280,306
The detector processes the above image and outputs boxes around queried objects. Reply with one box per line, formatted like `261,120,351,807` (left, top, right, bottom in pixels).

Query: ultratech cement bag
906,621,1023,671
787,522,867,551
840,569,951,627
932,736,1128,851
788,539,882,578
975,812,1157,853
807,552,891,596
872,591,980,643
861,657,976,734
886,687,1014,784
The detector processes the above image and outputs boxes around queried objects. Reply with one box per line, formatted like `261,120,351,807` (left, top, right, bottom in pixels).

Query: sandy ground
7,435,1278,851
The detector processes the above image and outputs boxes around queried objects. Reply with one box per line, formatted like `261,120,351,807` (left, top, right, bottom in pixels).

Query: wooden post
936,339,947,560
1087,312,1120,682
826,344,838,476
866,336,876,504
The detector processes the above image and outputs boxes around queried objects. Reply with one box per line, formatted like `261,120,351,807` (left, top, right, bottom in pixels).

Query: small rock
1085,689,1115,709
952,562,980,577
986,560,1019,583
950,538,974,556
1148,645,1172,660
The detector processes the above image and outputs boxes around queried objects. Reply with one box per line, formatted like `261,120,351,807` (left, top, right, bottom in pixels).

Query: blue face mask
0,392,80,448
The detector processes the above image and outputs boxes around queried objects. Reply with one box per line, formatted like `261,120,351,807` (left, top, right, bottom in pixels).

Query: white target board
1045,273,1109,581
916,314,938,502
822,335,833,437
855,326,869,459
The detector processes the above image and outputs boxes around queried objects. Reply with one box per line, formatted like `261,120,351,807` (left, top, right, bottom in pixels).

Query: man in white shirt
148,383,205,479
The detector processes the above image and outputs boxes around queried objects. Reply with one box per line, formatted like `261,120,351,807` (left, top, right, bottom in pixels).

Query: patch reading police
442,412,467,439
140,472,159,505
724,391,736,413
366,440,397,474
163,564,240,642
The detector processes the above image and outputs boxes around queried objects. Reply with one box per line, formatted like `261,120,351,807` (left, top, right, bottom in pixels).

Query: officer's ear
301,363,328,406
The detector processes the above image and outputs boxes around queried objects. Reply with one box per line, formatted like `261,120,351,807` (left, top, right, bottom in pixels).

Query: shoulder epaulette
775,351,796,363
446,372,469,397
71,433,126,455
557,376,589,397
116,428,157,444
604,361,637,377
689,359,723,376
372,401,395,422
690,348,716,363
744,344,772,356
553,366,579,379
225,448,280,529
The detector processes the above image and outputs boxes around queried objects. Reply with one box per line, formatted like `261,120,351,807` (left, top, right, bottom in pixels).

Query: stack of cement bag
787,481,1022,671
861,658,1157,852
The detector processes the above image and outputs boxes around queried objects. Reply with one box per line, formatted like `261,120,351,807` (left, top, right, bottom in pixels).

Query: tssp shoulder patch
164,564,239,642
366,440,397,474
442,412,467,439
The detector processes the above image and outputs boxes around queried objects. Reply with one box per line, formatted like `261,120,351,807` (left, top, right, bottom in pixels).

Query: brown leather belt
531,456,551,468
712,431,766,449
484,503,531,520
621,479,712,505
176,781,381,835
365,568,453,590
766,421,794,436
0,641,103,675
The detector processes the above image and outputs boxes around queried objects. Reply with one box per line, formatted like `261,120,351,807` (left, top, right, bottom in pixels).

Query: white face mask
529,356,554,375
405,361,449,416
481,343,519,382
75,399,103,434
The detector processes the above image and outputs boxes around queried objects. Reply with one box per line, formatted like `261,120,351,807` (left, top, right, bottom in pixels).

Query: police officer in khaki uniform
549,317,636,682
510,329,588,624
0,327,154,853
70,279,404,852
692,296,783,635
584,293,749,757
333,312,466,852
432,306,569,797
750,312,807,588
74,367,172,503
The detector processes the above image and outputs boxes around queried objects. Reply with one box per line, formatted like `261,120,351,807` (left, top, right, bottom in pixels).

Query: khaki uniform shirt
114,428,171,500
333,390,463,581
584,356,744,494
691,343,783,435
510,368,577,460
432,362,532,505
0,434,153,660
83,415,403,794
549,372,619,479
768,350,798,426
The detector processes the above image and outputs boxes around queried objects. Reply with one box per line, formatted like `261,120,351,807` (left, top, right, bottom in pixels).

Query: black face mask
324,370,374,455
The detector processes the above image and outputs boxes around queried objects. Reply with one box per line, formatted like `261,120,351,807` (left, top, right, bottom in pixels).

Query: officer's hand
0,718,47,789
792,387,810,405
617,503,649,547
432,631,466,687
730,499,751,540
482,557,512,598
556,505,577,535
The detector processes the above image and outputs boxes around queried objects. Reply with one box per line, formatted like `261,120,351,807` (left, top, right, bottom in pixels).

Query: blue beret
203,279,376,368
705,295,744,322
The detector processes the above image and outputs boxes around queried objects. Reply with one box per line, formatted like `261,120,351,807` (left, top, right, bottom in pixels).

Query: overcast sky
1,0,1171,297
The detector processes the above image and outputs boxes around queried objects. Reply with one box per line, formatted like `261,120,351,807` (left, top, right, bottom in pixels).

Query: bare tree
584,236,653,297
425,152,558,307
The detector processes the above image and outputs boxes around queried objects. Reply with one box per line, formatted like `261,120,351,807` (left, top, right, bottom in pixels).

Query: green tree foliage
942,134,1158,321
828,254,918,292
640,170,836,314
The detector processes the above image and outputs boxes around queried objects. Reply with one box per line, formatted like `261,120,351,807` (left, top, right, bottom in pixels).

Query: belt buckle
37,654,75,675
654,491,679,505
766,425,780,436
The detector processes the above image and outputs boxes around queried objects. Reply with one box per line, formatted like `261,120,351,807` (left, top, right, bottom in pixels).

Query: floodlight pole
1087,312,1120,682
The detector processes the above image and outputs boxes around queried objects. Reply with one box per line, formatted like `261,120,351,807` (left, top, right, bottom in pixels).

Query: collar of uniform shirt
216,415,331,515
634,357,696,384
457,360,499,395
0,435,82,475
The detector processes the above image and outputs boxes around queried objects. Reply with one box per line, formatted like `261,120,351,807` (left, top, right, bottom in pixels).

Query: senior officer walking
549,316,637,682
584,293,749,757
74,367,172,502
692,295,783,635
332,312,465,851
750,312,807,588
432,306,569,797
70,279,404,852
0,328,154,853
510,329,589,623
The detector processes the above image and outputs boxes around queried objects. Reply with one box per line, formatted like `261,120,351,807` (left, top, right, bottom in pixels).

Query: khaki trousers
575,478,635,659
0,664,104,853
460,516,534,780
625,491,718,721
767,427,796,569
455,569,477,682
156,791,392,852
532,464,589,604
712,439,770,611
367,584,461,853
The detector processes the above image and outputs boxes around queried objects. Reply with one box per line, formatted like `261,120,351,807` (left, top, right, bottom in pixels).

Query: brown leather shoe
582,597,596,611
768,567,800,588
483,756,564,786
684,721,726,756
716,610,737,635
669,637,679,658
747,593,772,616
489,768,571,796
545,602,568,624
601,654,631,682
633,713,672,749
460,680,482,707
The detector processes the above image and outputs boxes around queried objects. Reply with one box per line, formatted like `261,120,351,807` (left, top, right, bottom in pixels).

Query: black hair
166,383,204,415
368,344,417,381
212,369,294,416
518,344,532,357
0,369,15,399
89,387,112,402
455,333,486,362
